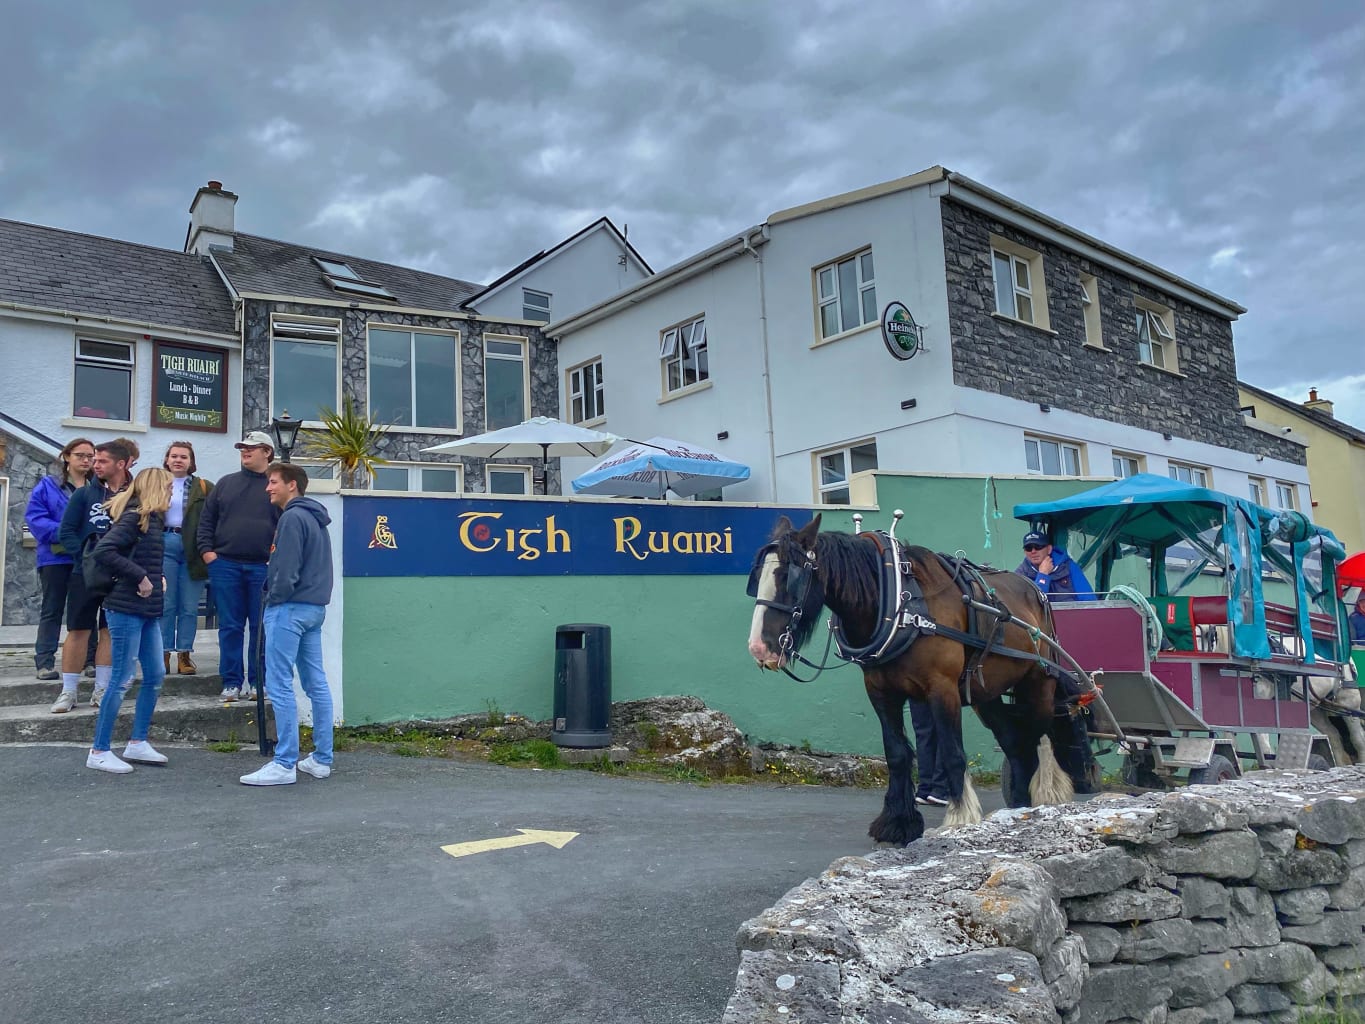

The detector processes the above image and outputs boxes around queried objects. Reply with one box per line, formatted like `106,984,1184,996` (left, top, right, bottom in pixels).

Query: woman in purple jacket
23,438,94,680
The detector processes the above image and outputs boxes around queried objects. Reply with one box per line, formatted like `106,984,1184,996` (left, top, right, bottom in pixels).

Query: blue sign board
343,496,813,578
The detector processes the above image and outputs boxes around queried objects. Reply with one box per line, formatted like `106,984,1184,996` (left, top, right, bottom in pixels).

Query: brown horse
747,515,1074,846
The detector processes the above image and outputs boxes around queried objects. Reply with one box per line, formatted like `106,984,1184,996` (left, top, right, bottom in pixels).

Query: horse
746,514,1077,846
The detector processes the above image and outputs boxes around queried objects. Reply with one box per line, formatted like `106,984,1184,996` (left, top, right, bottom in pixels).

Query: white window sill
1083,342,1112,353
572,415,607,429
810,322,878,350
62,416,149,433
385,425,466,436
989,311,1058,336
658,379,713,405
1137,361,1186,379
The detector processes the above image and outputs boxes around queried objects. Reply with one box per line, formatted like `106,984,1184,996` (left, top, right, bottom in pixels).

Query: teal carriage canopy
1014,473,1348,663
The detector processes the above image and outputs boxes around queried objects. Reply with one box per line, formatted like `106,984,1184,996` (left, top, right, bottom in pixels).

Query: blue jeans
909,699,948,801
161,532,207,652
264,602,332,770
208,557,267,690
93,610,165,751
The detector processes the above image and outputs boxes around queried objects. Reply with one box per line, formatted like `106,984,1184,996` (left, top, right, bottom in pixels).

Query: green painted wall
343,474,1106,760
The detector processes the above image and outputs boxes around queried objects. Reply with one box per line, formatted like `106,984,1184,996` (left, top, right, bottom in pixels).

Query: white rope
1108,584,1164,657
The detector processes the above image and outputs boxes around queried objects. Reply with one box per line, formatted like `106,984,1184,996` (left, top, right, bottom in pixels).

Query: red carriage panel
1150,660,1196,709
1052,604,1148,673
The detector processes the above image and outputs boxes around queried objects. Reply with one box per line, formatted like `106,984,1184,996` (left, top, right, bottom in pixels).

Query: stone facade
941,199,1304,466
242,300,560,491
1,428,59,625
725,768,1365,1023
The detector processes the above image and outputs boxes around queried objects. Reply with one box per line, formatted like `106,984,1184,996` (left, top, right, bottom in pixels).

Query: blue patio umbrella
571,436,750,498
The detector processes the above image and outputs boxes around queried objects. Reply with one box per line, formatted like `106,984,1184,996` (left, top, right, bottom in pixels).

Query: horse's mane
812,530,882,612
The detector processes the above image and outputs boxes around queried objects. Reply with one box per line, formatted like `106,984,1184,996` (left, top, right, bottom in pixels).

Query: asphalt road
0,745,1007,1024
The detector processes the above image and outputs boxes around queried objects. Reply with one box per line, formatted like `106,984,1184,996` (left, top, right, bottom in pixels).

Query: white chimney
186,180,237,254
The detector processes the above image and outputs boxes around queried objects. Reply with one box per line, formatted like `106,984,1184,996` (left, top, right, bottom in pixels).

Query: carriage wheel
1188,754,1238,785
1121,751,1167,790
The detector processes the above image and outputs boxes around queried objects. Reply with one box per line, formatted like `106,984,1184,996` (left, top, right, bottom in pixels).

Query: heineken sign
152,340,228,433
880,301,922,361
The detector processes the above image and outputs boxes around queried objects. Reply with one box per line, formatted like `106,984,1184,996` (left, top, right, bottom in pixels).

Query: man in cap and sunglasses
1014,530,1096,603
197,430,281,702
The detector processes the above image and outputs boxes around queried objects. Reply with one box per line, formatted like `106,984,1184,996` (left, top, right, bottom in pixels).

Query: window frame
72,337,136,423
1168,461,1210,488
370,460,464,493
1079,273,1105,348
1135,300,1178,372
364,323,463,435
566,356,606,426
483,333,531,431
989,235,1050,330
813,439,879,505
812,247,878,343
659,314,709,396
1024,433,1085,477
1248,476,1267,506
269,314,343,427
1111,451,1144,479
1274,481,1298,511
522,288,552,323
312,256,396,301
486,464,532,495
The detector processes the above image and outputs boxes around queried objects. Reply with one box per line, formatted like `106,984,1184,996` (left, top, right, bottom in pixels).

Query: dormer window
312,256,396,301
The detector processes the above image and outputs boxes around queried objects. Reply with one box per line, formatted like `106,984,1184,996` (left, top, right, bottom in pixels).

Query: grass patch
1301,996,1365,1024
488,739,562,769
208,730,242,753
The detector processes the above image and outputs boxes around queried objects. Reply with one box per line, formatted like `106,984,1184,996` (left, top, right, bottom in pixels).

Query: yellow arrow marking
440,828,579,860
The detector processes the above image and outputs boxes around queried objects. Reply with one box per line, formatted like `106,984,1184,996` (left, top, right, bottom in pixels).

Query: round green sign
880,301,921,361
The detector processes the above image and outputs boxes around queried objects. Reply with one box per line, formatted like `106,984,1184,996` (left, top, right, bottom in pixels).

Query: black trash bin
552,624,612,748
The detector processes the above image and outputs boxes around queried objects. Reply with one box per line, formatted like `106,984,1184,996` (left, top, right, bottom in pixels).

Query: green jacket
182,475,215,581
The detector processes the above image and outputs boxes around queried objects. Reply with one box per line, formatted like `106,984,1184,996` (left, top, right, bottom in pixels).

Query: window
1025,435,1083,476
73,338,134,420
660,315,708,394
1112,452,1143,478
1135,304,1176,370
1080,274,1103,347
487,466,531,495
1248,477,1267,506
371,462,462,492
484,335,529,430
271,317,341,422
523,289,551,323
313,257,395,301
568,358,605,424
990,237,1048,328
1274,481,1297,510
816,440,878,504
1169,461,1209,487
367,327,460,431
815,249,876,339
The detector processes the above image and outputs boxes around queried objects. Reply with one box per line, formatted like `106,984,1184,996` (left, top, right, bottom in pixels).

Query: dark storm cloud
2,0,1361,420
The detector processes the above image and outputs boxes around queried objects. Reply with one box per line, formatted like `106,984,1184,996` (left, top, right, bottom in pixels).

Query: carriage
1014,473,1361,787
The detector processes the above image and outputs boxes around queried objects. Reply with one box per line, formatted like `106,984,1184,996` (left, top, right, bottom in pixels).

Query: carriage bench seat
1263,602,1340,651
1153,597,1222,651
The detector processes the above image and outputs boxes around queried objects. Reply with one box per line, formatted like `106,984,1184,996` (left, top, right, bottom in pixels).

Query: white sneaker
123,740,168,766
50,690,78,714
220,687,239,702
240,686,258,702
298,754,331,779
87,750,134,774
91,687,107,709
240,762,296,786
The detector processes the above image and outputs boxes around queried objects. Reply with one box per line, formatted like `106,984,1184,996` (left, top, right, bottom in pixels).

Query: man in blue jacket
1014,530,1097,602
241,462,335,787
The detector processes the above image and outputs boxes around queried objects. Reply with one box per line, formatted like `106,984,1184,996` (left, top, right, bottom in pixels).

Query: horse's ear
795,513,822,549
771,514,794,538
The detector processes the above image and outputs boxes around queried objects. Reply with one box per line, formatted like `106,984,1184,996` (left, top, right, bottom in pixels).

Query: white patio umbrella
422,416,620,492
570,436,750,498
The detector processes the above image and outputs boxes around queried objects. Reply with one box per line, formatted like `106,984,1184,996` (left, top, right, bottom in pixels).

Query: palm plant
299,397,391,488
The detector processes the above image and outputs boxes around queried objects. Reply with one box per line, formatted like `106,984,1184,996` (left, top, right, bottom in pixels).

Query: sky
2,0,1363,426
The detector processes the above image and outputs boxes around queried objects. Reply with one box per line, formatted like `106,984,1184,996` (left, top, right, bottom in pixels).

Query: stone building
550,166,1309,510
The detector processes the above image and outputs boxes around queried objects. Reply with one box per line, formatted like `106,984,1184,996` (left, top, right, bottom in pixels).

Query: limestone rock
1321,943,1365,971
1164,792,1250,835
1331,964,1365,995
1253,846,1349,891
951,860,1066,959
1072,924,1122,965
1043,933,1088,1012
1281,959,1333,1004
1240,941,1317,984
1041,846,1147,899
1227,982,1292,1015
891,947,1059,1024
1296,795,1365,845
1167,952,1250,1008
1115,918,1202,964
751,746,888,787
1179,877,1232,919
722,950,842,1024
1256,827,1300,856
1151,832,1260,879
1280,907,1365,947
1075,963,1174,1024
1067,886,1183,924
1224,887,1280,948
1326,874,1365,910
1191,920,1230,954
1273,886,1330,925
1167,997,1234,1024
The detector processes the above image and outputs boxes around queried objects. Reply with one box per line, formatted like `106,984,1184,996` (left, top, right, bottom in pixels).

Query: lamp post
271,410,301,464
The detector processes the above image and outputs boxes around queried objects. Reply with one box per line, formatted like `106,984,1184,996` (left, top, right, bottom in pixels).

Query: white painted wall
473,225,649,325
0,312,243,480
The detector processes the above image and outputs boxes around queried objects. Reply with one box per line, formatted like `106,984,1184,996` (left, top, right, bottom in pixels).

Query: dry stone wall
725,768,1365,1023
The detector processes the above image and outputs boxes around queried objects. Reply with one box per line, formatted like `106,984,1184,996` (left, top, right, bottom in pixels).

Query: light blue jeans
93,610,165,752
161,531,207,652
264,602,333,770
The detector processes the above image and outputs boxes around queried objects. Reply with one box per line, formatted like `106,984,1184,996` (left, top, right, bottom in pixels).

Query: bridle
747,540,848,682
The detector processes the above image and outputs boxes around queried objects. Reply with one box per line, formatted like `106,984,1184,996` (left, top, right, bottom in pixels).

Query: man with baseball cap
197,429,281,701
1014,530,1096,602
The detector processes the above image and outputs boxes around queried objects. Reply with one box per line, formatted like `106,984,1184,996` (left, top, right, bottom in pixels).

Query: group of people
910,530,1096,807
23,430,337,785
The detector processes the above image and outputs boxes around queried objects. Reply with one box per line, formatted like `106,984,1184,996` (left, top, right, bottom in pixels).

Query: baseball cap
1022,530,1049,549
235,430,275,451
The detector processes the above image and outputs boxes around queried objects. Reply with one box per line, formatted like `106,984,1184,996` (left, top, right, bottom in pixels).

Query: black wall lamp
716,430,729,441
900,398,917,410
1162,432,1173,441
1038,403,1051,413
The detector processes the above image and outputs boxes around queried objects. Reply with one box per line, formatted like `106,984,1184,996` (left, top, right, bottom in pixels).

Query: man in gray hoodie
240,462,335,787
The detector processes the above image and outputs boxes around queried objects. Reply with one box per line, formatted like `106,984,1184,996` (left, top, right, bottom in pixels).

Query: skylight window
312,256,396,301
315,258,360,280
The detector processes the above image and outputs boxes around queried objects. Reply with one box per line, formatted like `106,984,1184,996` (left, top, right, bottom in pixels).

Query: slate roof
1240,381,1365,446
214,233,483,310
0,219,236,335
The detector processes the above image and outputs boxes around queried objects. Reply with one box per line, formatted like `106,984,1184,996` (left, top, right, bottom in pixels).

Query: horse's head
746,514,826,670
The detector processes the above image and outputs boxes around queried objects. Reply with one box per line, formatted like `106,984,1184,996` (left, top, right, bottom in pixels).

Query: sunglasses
1023,544,1045,552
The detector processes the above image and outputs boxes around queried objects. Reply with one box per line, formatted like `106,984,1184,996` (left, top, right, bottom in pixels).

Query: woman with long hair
160,441,214,675
24,438,94,686
87,467,173,774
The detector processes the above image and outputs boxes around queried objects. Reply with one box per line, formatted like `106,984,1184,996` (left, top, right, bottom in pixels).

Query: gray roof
1240,381,1365,446
0,218,236,335
214,233,483,310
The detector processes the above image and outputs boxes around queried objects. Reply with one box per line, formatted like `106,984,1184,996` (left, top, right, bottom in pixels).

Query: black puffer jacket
94,507,166,618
